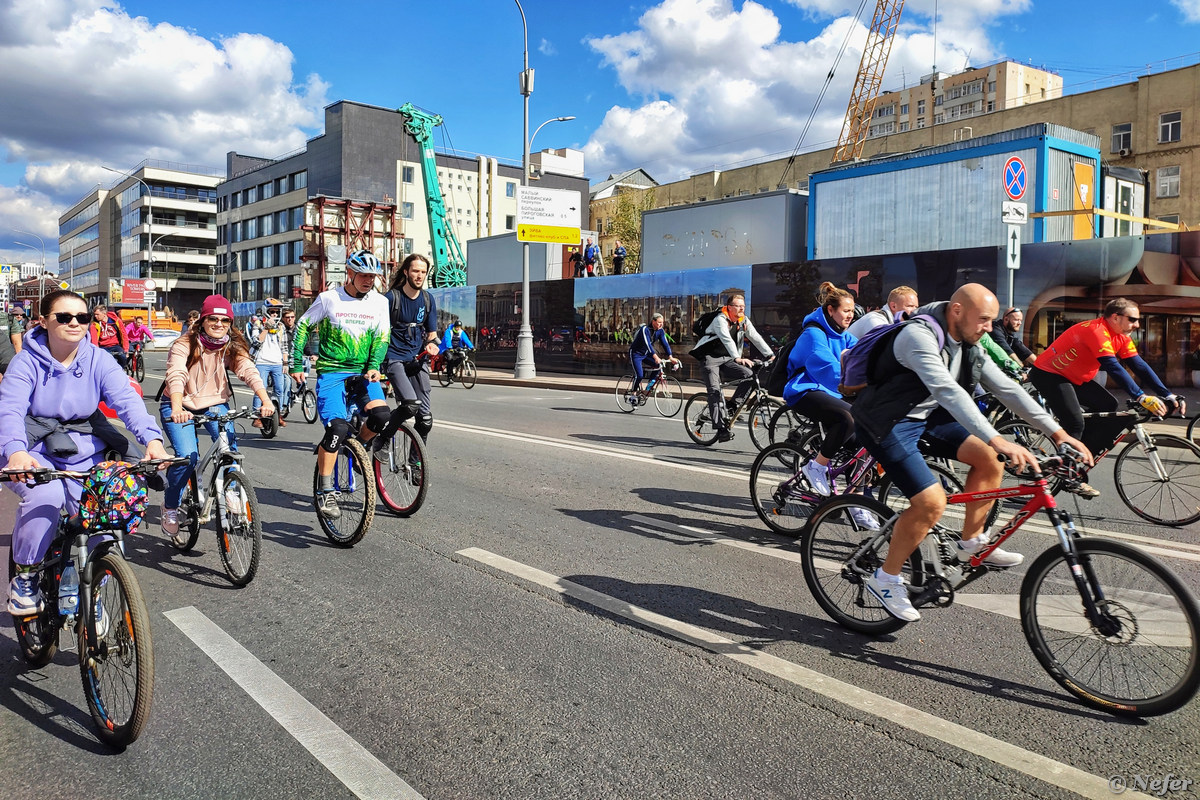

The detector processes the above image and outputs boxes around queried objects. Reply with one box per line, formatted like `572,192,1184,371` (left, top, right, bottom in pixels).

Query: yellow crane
831,0,906,163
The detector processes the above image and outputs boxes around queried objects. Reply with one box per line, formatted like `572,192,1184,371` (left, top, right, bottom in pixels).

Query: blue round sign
1004,156,1027,201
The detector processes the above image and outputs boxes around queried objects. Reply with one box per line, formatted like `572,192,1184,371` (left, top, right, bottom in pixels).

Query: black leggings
791,390,855,460
1029,367,1125,455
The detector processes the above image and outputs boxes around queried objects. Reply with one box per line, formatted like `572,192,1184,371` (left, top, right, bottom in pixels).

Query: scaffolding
300,196,400,294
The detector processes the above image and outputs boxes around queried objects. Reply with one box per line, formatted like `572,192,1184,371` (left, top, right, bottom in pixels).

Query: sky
1,0,1198,268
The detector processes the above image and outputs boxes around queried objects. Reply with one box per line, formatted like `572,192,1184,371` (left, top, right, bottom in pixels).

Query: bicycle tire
374,423,429,517
801,494,917,635
654,375,684,417
438,365,453,387
683,393,718,445
7,555,58,667
994,419,1066,496
301,389,318,424
215,470,262,587
1188,412,1198,447
133,353,145,383
1112,433,1200,527
175,475,202,552
1021,538,1200,717
615,374,638,413
749,396,783,451
313,438,375,547
460,359,477,389
749,442,812,535
260,409,278,439
877,459,1001,534
767,404,806,446
79,553,154,748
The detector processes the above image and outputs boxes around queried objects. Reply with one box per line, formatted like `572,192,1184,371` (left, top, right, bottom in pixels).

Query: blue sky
2,0,1198,266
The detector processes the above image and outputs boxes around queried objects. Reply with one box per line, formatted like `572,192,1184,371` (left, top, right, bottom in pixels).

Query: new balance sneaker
7,572,43,616
161,506,184,546
957,534,1024,567
865,568,920,622
801,460,832,496
316,490,342,520
849,506,881,530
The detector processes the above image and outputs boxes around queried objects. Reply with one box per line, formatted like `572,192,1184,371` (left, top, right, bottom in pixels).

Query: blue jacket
629,324,672,358
782,307,857,405
439,328,474,353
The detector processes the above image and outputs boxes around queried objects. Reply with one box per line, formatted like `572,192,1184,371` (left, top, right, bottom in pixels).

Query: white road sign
517,187,582,244
1006,225,1021,270
1002,201,1028,225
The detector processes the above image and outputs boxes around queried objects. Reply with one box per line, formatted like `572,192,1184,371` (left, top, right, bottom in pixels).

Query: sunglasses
1122,314,1141,322
53,312,91,325
205,316,233,325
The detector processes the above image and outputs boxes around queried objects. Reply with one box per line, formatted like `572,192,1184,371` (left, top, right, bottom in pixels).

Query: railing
149,219,217,231
149,244,216,257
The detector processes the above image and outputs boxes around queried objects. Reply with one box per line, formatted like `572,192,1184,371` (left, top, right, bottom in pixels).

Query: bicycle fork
1134,424,1172,482
1045,508,1123,637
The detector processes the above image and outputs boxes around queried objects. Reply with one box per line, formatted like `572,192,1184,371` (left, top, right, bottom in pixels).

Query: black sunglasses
53,312,91,325
1122,314,1141,322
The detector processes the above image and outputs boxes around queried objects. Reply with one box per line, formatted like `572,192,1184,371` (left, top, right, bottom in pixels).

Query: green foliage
609,188,656,274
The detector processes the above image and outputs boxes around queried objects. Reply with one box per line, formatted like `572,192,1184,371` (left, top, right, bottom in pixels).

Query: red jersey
1034,317,1137,385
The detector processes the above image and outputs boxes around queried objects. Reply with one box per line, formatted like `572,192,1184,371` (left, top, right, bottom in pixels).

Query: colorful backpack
81,461,150,535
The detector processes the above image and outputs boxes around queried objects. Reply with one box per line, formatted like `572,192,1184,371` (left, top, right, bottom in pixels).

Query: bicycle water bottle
58,562,79,615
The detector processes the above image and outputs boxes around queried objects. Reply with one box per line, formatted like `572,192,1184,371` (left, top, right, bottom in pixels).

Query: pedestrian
568,249,583,278
612,240,627,275
584,238,599,277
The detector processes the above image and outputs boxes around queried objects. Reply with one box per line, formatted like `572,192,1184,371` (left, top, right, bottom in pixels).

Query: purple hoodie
0,327,163,462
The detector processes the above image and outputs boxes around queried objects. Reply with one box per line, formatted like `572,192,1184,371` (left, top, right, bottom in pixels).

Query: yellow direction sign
516,186,581,244
518,224,578,244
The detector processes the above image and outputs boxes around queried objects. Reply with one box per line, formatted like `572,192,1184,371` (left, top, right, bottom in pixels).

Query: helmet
81,461,150,535
346,249,384,276
452,319,463,328
260,297,286,317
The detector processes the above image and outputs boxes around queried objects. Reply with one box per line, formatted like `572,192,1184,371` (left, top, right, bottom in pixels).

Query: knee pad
364,405,393,434
320,418,352,452
395,399,421,422
414,412,433,438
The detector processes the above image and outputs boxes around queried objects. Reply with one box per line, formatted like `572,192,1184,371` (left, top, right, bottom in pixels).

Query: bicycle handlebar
181,406,258,426
998,444,1087,483
1,457,189,485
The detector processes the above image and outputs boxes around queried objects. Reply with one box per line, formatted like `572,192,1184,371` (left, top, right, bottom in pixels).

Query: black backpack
691,309,721,338
764,320,819,397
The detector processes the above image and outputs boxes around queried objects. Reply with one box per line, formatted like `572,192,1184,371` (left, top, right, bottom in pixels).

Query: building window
401,202,415,220
505,215,515,230
1158,214,1180,225
402,238,413,255
245,186,257,204
291,171,307,190
292,240,304,264
987,80,996,92
934,113,944,124
934,95,943,106
244,218,257,239
277,210,289,232
231,193,241,209
986,101,994,112
898,121,910,132
260,182,273,201
875,104,895,118
1159,111,1181,143
506,182,516,198
1111,123,1132,153
917,100,925,114
1156,165,1180,198
916,117,925,129
292,206,304,229
402,166,414,183
899,103,908,115
276,176,288,195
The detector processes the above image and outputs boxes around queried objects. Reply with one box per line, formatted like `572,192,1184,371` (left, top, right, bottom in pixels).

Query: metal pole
513,0,535,379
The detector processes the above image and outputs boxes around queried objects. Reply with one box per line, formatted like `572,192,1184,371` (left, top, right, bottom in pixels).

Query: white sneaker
849,507,881,530
865,568,920,622
957,534,1024,567
802,459,832,496
161,506,182,544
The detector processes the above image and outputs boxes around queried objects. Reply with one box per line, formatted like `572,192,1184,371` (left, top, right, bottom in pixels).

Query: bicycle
996,399,1200,526
125,341,146,383
258,370,288,439
683,360,781,449
172,408,263,586
282,373,318,425
4,457,184,747
1186,407,1199,447
437,348,477,389
365,383,429,519
615,360,684,417
801,448,1200,717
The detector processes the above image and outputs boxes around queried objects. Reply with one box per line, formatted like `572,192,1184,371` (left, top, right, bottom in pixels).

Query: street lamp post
13,232,47,306
148,230,172,313
99,165,154,303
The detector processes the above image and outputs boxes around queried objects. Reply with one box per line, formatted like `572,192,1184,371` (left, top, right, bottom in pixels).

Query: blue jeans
254,364,287,411
160,401,237,508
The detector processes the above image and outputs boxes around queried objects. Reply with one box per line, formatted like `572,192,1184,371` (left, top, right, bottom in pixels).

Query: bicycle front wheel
313,438,375,547
749,442,812,535
614,374,638,413
749,397,783,451
1113,433,1200,527
438,365,453,387
175,475,202,552
79,553,154,748
374,423,429,517
215,471,262,586
460,360,477,389
1188,412,1199,447
133,354,145,383
1021,538,1200,716
683,393,718,445
301,389,318,424
653,375,684,417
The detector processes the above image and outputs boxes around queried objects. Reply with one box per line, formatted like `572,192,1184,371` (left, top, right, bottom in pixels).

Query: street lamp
148,230,173,313
99,165,154,296
14,232,47,306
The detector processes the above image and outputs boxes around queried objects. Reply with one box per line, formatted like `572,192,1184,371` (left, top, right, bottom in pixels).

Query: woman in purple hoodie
0,290,169,616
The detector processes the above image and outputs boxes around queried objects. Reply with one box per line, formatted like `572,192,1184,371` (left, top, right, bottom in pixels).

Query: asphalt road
2,350,1198,799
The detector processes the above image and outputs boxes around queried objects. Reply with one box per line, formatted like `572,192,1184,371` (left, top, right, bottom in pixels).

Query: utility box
808,123,1102,259
640,189,808,272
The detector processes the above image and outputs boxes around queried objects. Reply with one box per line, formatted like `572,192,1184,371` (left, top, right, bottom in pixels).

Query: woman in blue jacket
782,282,859,498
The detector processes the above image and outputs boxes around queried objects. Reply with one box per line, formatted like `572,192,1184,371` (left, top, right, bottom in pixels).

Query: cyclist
160,295,274,544
988,307,1037,367
1028,297,1184,498
249,301,292,428
0,289,170,615
628,313,679,394
88,303,128,369
850,284,1091,622
124,315,153,371
381,254,438,444
846,285,918,339
691,295,774,442
439,319,474,378
290,250,391,519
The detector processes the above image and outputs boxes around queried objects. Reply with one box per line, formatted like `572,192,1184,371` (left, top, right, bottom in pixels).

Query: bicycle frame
777,446,878,505
183,414,243,525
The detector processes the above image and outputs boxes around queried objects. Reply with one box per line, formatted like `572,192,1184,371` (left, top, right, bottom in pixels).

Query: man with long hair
381,254,438,444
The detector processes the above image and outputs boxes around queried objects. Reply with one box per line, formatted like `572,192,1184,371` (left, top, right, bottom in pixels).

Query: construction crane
398,102,468,288
831,0,905,163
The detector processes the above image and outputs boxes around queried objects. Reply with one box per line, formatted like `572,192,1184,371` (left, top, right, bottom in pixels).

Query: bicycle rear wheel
438,364,453,387
215,470,262,586
313,438,375,547
614,374,638,413
374,424,429,517
749,442,813,535
749,397,783,451
653,375,684,417
683,393,718,445
301,389,318,424
133,353,145,383
1113,434,1200,527
1021,538,1200,716
460,360,477,389
7,556,58,667
79,553,154,748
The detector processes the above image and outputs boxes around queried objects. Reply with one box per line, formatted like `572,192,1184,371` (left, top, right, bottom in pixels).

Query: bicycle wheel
133,353,145,383
460,360,477,389
79,553,154,748
374,423,429,516
1021,538,1200,716
438,364,453,387
313,438,375,547
260,409,278,439
749,442,812,535
614,374,638,413
653,376,684,417
215,470,262,586
749,397,783,451
174,475,202,552
801,494,917,635
768,404,806,445
301,389,318,424
1113,433,1200,527
7,556,58,667
1188,412,1199,447
683,393,718,445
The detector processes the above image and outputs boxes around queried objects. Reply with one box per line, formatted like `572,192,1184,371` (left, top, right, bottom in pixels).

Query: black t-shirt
385,289,437,362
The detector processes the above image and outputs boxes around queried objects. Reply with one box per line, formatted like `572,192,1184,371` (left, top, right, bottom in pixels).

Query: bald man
849,284,1091,623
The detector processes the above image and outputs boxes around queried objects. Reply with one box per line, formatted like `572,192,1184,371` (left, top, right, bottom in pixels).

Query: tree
608,187,656,274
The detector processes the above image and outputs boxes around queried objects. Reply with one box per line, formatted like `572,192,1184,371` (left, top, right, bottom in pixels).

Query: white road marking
164,606,424,800
455,547,1147,800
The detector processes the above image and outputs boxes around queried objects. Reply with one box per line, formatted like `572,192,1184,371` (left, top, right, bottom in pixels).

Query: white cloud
1170,0,1200,22
538,37,557,56
585,0,1026,181
0,0,328,260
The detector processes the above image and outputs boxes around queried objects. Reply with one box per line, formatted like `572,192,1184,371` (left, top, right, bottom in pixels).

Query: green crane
398,102,467,288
